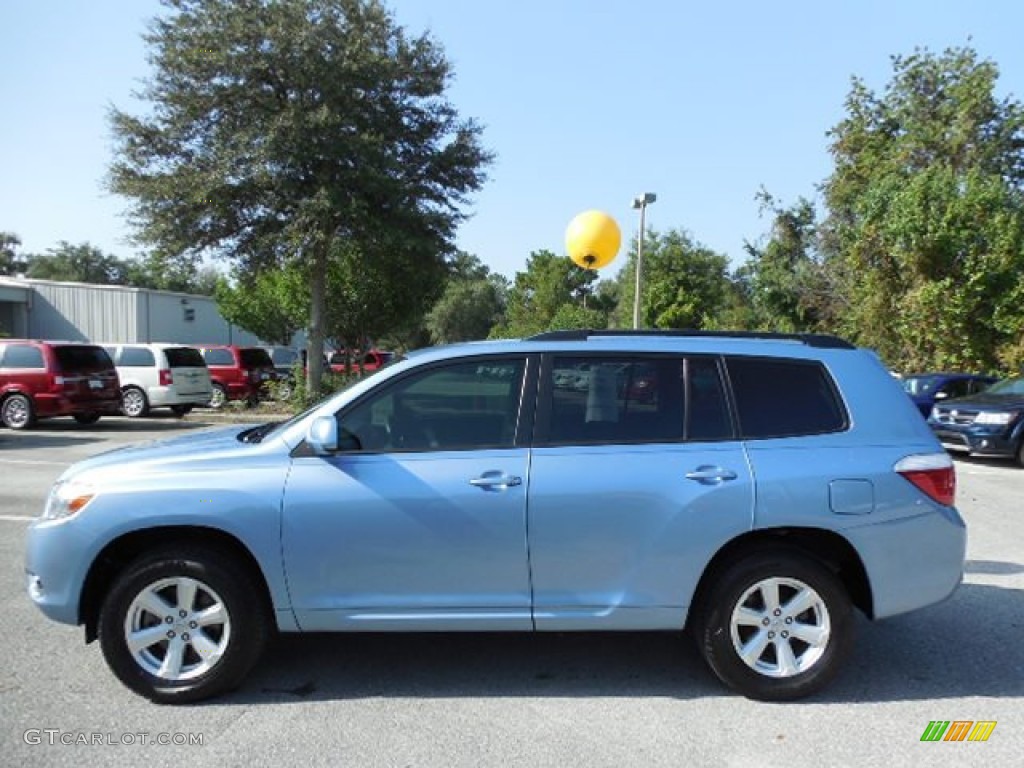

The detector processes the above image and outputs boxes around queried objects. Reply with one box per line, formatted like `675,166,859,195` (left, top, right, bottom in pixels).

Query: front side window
727,357,846,438
338,358,525,452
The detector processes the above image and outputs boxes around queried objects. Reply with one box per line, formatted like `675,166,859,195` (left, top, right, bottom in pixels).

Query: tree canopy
109,0,491,391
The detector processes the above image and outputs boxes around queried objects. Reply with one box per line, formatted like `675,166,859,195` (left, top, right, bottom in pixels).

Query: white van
102,343,213,417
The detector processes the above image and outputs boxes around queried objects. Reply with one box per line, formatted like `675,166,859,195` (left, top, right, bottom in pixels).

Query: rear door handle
685,466,738,484
469,473,522,489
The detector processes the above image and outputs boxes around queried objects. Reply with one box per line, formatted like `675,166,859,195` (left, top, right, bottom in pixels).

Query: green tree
424,253,505,344
109,0,491,393
491,249,603,337
614,229,731,330
1,232,27,276
25,241,132,284
822,46,1024,372
216,266,306,345
738,191,831,332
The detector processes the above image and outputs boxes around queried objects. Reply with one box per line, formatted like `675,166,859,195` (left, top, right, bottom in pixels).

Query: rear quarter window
1,344,45,369
165,347,205,368
118,347,156,367
203,348,235,366
54,345,114,373
240,348,274,368
727,357,847,439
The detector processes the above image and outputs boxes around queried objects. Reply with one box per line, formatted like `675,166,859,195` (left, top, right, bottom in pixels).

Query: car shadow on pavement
227,581,1022,706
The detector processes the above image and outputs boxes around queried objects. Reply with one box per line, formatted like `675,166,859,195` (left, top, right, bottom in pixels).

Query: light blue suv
25,330,966,703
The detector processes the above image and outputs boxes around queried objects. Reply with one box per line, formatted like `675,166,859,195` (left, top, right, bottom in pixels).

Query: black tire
170,405,193,418
73,412,101,425
208,384,227,410
121,387,150,418
97,545,270,704
693,548,854,701
1,393,35,429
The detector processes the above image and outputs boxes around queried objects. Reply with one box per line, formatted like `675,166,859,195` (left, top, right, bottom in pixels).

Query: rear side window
545,356,684,444
240,348,274,368
118,347,156,367
54,345,114,373
726,357,846,438
1,344,46,369
268,348,298,366
165,347,205,368
203,348,234,366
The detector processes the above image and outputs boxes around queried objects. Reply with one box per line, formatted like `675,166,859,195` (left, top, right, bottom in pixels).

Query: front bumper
25,516,95,626
930,425,1017,459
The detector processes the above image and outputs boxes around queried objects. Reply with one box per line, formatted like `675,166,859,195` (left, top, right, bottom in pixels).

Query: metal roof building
0,277,262,346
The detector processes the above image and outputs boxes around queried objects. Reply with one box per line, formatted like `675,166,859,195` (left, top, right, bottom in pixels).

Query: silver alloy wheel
729,576,831,678
122,388,147,418
123,576,232,682
2,395,31,429
208,385,226,409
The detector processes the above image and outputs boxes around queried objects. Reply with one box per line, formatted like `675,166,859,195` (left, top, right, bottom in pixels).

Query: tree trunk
306,245,327,398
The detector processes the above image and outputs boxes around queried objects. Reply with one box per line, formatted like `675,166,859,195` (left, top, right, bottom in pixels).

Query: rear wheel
208,384,227,410
97,546,270,703
170,405,193,418
693,548,854,701
1,393,35,429
73,412,101,425
121,387,149,418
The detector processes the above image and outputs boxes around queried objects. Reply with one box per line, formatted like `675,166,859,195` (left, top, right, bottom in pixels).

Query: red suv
198,345,277,408
0,340,121,429
328,349,395,374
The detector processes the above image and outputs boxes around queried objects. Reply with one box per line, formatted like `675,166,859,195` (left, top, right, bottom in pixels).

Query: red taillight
159,369,173,386
895,454,956,506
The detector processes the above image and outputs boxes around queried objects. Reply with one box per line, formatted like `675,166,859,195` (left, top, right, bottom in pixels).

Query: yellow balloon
565,210,621,270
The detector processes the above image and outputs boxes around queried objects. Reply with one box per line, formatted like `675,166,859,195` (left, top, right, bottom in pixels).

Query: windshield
901,376,937,396
985,376,1024,396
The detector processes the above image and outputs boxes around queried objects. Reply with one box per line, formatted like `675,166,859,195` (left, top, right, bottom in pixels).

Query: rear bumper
148,387,214,407
33,394,122,418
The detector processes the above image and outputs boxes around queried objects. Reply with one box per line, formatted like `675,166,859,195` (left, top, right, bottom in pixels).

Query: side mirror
306,416,339,455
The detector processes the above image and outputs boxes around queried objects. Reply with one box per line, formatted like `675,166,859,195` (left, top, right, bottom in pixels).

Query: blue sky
2,0,1023,282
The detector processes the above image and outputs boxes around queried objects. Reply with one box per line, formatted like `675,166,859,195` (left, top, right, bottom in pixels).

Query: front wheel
207,384,227,410
73,412,101,425
121,387,149,418
170,405,193,418
1,393,35,429
97,546,270,703
693,549,854,701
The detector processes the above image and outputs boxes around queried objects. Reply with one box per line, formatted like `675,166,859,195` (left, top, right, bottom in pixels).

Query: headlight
42,481,96,521
974,411,1016,426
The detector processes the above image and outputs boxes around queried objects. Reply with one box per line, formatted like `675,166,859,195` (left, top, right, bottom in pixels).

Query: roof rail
525,329,856,350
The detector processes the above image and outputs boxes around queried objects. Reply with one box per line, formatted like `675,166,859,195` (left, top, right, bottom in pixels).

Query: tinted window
118,347,156,367
546,356,683,444
166,347,205,368
53,345,114,372
686,357,732,440
203,348,234,366
240,348,274,368
1,344,45,369
268,348,298,366
727,357,846,438
338,359,525,452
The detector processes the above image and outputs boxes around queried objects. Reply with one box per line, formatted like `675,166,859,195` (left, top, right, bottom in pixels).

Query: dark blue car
900,372,997,417
928,375,1024,466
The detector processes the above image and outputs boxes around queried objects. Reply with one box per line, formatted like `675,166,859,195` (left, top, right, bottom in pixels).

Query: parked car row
0,340,288,429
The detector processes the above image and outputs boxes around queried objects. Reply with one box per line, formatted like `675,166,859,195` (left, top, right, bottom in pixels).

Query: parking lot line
0,515,35,522
0,458,68,467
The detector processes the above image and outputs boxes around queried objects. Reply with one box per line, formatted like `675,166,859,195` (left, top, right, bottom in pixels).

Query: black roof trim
525,329,856,350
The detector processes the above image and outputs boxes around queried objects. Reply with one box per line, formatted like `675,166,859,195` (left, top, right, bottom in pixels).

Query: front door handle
685,465,738,484
469,473,522,490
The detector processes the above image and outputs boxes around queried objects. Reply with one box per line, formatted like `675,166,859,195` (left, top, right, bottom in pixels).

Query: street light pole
631,192,656,329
